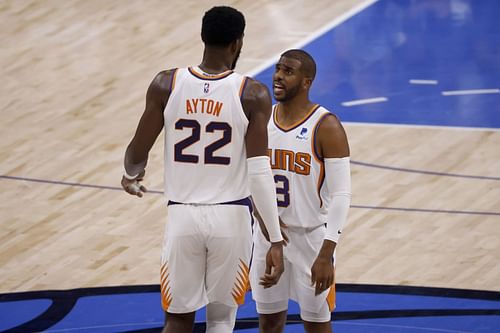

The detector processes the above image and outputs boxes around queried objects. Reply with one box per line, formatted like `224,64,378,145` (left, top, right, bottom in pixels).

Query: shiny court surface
1,0,499,332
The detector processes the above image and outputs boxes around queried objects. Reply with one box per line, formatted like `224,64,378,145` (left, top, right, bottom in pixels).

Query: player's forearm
247,156,283,243
124,143,148,177
324,157,351,243
317,239,337,259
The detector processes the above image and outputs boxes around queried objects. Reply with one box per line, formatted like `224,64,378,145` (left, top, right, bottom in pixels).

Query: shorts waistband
167,197,252,209
281,223,326,233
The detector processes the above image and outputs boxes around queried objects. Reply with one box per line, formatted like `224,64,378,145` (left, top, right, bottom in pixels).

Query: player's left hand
121,171,147,198
311,256,334,296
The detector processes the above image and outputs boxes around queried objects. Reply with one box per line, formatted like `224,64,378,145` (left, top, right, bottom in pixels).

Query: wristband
123,170,140,180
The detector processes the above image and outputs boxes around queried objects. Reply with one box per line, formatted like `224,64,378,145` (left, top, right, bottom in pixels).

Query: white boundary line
245,0,379,77
409,79,439,85
442,89,500,96
343,121,500,132
342,97,388,106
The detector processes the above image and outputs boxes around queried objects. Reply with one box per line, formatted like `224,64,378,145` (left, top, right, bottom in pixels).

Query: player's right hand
259,241,284,288
121,171,147,198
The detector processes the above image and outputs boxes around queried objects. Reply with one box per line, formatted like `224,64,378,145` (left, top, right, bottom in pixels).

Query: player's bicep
318,115,350,159
128,71,172,159
245,106,270,158
242,80,272,158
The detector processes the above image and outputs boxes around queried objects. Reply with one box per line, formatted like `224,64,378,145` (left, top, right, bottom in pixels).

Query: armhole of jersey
169,68,179,93
239,76,249,101
312,111,333,209
163,68,179,114
270,104,279,130
311,111,333,163
239,76,250,121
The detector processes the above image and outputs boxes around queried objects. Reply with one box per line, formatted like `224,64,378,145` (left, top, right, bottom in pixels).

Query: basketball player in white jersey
250,49,351,333
120,7,284,333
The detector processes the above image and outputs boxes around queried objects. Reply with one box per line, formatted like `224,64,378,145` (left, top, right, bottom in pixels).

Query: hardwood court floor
1,0,499,297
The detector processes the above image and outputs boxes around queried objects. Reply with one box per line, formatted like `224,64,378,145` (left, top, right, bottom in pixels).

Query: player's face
273,57,304,102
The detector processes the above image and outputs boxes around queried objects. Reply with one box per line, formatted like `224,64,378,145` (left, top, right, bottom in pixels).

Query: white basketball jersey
163,67,250,203
268,104,333,228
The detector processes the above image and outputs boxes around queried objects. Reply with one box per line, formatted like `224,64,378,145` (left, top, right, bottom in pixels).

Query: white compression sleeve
206,303,237,333
324,157,352,243
247,156,283,243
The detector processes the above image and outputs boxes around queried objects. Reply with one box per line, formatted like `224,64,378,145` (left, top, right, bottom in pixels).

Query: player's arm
242,78,283,243
311,114,351,295
122,70,174,197
252,204,289,245
241,78,284,288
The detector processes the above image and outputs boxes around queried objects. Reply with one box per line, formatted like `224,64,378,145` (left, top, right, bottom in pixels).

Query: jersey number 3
274,174,290,207
174,119,232,165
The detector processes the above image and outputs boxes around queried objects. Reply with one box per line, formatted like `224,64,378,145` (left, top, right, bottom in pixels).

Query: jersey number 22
174,119,232,165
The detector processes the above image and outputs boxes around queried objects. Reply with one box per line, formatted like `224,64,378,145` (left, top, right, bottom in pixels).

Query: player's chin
273,92,286,101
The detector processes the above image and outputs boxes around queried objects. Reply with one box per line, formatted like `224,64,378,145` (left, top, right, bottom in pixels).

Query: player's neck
199,48,233,74
278,97,315,125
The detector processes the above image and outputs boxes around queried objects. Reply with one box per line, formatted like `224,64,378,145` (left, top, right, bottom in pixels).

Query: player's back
163,67,250,204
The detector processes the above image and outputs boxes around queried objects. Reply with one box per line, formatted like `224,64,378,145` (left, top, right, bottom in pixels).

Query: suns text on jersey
268,149,311,175
186,98,223,117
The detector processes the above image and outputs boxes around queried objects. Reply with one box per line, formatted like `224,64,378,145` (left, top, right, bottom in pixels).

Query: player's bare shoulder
240,77,272,119
319,112,344,134
147,69,177,108
242,77,271,100
317,111,350,158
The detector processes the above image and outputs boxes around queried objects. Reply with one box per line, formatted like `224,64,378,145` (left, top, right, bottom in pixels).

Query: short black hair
201,6,245,46
281,49,316,80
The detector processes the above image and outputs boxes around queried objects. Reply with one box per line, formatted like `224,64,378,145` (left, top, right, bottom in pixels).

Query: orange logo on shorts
160,263,173,310
232,259,250,305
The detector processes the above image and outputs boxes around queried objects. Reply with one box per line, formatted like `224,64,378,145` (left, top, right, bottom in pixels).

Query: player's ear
231,37,243,53
303,77,313,89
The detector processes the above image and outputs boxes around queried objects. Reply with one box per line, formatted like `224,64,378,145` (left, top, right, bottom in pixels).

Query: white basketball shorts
160,198,253,313
250,222,336,318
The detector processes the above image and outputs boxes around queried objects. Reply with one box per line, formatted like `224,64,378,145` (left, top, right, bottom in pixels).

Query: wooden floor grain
1,0,499,293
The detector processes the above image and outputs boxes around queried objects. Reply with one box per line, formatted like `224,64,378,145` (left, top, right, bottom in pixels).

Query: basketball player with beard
121,6,284,333
250,49,352,333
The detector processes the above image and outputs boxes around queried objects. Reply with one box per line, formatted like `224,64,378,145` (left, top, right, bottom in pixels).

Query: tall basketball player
120,7,284,333
250,49,352,333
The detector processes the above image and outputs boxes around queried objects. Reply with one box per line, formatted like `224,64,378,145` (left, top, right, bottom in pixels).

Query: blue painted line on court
350,161,500,181
0,175,125,192
2,174,499,216
351,205,500,216
0,175,163,194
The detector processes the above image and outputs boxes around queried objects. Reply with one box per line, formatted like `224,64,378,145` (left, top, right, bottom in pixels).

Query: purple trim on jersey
187,67,234,81
167,197,254,225
239,77,249,103
273,104,321,133
169,68,178,91
225,197,253,226
313,112,334,208
312,112,334,161
167,197,251,207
